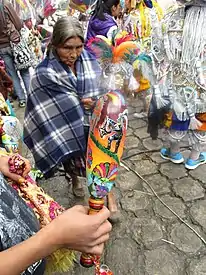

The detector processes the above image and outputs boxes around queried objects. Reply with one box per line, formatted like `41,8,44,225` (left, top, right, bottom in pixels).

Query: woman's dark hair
92,0,120,20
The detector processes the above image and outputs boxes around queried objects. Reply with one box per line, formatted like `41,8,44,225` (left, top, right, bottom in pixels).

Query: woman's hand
81,98,96,110
0,155,31,181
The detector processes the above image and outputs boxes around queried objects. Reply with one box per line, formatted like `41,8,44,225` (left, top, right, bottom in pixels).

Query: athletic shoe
160,148,184,164
185,153,206,170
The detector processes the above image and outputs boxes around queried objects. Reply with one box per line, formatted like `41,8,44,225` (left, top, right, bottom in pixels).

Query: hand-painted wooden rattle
80,90,128,274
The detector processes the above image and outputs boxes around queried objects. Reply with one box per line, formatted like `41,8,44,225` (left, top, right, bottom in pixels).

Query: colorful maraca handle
80,197,104,268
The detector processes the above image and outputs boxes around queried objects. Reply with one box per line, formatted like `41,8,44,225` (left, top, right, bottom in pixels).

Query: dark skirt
63,126,89,178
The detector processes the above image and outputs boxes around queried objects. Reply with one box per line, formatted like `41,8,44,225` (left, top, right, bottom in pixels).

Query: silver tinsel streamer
181,6,206,71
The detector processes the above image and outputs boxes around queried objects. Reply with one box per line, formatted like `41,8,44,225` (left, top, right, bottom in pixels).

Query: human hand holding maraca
0,154,112,275
81,97,96,110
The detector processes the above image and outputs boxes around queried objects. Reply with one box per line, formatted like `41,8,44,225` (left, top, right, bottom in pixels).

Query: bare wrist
36,223,62,254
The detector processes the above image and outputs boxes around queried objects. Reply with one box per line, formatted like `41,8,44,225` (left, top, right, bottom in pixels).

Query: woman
24,16,105,197
86,0,121,44
0,153,111,275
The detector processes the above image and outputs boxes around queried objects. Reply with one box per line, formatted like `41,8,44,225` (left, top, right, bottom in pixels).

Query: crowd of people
0,0,206,274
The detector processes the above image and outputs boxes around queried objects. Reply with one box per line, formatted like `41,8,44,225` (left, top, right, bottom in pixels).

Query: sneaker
160,148,184,164
185,153,206,170
19,101,26,108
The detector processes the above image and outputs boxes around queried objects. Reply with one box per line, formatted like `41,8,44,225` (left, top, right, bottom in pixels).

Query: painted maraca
80,90,128,270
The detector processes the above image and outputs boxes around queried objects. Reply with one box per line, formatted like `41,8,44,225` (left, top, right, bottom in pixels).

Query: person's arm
0,205,111,275
0,155,112,275
0,224,57,275
5,2,22,31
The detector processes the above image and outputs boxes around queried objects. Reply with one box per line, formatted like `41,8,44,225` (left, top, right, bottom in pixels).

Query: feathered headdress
87,31,143,91
87,32,139,65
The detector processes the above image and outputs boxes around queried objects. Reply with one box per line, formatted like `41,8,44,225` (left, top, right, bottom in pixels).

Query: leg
160,130,184,164
170,140,180,154
185,130,206,169
107,191,121,222
0,47,26,101
63,158,85,198
20,68,31,95
107,192,118,214
188,149,201,161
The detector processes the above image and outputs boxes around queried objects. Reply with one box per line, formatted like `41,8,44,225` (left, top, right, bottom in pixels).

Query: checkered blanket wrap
24,49,103,176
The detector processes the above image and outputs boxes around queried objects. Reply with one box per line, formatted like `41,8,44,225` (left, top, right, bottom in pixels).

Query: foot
11,94,18,100
160,148,184,164
19,100,26,108
133,112,147,119
108,210,121,223
72,177,85,198
185,153,206,170
107,192,120,223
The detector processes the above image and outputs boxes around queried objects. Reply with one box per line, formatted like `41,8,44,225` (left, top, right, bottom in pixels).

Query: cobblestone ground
15,96,206,275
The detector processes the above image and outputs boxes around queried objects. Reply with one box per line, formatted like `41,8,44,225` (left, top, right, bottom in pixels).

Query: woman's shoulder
81,49,98,61
33,55,58,81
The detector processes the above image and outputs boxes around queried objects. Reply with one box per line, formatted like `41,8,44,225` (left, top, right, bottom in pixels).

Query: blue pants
0,46,30,101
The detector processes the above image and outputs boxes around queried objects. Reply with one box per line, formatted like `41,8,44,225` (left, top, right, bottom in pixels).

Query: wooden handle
80,197,104,268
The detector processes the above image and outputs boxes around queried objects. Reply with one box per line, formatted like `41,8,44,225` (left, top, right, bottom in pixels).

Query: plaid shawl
24,49,104,176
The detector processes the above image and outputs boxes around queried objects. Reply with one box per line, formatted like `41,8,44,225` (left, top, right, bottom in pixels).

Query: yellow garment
137,77,150,92
0,93,9,116
133,68,150,93
164,112,173,128
129,0,163,40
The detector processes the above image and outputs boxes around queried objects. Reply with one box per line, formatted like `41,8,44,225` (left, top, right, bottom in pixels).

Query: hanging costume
147,0,206,169
123,0,163,41
87,31,140,92
121,0,163,102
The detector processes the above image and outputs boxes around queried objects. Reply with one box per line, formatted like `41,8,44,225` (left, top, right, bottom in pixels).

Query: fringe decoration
45,249,75,274
153,84,169,109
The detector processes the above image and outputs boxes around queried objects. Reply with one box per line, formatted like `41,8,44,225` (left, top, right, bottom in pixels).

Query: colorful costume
0,93,21,153
121,0,163,112
147,0,206,169
87,32,140,92
122,0,163,42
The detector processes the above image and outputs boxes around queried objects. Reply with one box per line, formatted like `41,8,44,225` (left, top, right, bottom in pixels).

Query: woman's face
56,36,84,67
111,3,121,17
